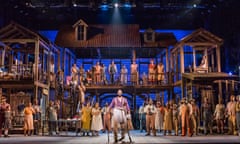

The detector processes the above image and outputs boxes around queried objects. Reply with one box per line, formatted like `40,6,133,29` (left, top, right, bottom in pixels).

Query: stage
0,130,239,144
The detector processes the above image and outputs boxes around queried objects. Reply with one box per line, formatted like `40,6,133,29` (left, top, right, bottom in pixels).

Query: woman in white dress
91,102,103,136
155,102,164,133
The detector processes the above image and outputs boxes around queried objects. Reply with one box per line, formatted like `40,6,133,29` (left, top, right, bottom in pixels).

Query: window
146,32,153,41
77,25,84,40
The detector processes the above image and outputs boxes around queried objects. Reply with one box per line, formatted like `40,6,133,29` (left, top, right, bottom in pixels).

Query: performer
100,64,107,85
144,99,157,136
199,55,207,68
23,102,35,136
109,89,130,143
91,102,103,136
81,101,92,136
131,61,138,85
148,59,156,84
49,59,55,85
163,102,173,136
78,82,86,104
157,62,164,85
95,62,101,85
108,61,117,84
226,95,237,135
189,99,200,136
236,95,240,136
214,98,225,134
79,65,85,83
120,65,128,85
47,101,60,136
172,104,179,136
0,97,10,137
4,105,12,137
179,98,190,136
201,97,213,135
32,99,41,135
56,70,64,96
139,102,146,132
102,102,111,133
155,101,164,133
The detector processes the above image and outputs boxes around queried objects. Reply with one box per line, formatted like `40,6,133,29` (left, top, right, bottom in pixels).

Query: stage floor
0,130,239,144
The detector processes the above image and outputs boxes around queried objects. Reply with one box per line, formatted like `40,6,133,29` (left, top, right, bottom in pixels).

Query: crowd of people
0,91,240,140
138,94,240,137
68,59,165,86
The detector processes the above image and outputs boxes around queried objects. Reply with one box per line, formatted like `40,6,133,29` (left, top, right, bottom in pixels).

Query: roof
177,28,223,46
55,24,141,48
0,21,51,44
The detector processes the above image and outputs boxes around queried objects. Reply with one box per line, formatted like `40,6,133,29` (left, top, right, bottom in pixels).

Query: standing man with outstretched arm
109,89,130,143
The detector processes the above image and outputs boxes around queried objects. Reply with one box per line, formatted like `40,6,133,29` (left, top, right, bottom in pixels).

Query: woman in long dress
155,102,164,133
81,102,92,136
23,102,35,136
91,102,103,136
163,103,173,136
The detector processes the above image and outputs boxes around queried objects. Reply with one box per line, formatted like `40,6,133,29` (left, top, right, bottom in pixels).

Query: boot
188,128,192,137
181,127,185,136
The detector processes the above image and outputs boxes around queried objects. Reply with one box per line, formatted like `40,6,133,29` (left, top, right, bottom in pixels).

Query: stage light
73,3,77,7
114,3,119,8
100,4,108,11
228,72,233,76
193,4,197,8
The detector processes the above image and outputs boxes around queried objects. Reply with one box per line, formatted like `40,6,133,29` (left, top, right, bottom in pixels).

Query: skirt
112,108,126,124
24,114,34,130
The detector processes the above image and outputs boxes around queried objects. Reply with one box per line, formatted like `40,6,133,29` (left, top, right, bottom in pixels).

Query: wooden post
216,45,221,72
166,47,169,72
225,80,228,102
1,46,5,65
181,77,185,99
193,48,196,70
58,51,61,71
34,39,40,101
180,45,185,73
0,88,2,103
211,52,215,72
133,94,136,111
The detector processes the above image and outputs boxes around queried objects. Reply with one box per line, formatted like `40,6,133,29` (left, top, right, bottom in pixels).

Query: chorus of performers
137,95,240,137
67,59,165,87
1,92,240,138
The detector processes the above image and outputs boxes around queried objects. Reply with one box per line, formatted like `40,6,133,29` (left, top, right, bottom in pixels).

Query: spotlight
114,3,119,8
73,3,77,7
193,4,197,8
229,72,233,76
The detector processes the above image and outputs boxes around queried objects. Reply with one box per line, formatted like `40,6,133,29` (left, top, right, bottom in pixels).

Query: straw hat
1,96,7,102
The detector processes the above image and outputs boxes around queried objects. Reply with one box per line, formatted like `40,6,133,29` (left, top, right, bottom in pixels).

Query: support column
211,51,215,72
1,46,6,65
166,47,169,72
133,94,136,111
181,77,185,98
216,45,221,72
193,48,196,70
180,45,185,73
0,88,2,103
225,80,228,102
34,39,40,101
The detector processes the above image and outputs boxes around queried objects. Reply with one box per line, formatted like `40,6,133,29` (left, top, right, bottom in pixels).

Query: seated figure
199,55,207,68
195,55,208,73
